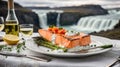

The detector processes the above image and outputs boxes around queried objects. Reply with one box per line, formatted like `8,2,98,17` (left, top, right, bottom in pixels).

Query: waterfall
33,9,120,33
70,14,120,33
33,10,64,28
98,19,108,31
38,13,48,28
56,11,63,27
33,10,48,28
77,17,90,28
85,18,95,28
90,19,101,29
56,13,61,27
102,20,111,31
109,19,118,29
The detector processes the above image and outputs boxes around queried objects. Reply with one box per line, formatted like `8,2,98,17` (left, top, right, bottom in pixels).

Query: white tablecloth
0,33,120,67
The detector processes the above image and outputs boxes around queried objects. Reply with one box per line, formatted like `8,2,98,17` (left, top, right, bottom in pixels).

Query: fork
0,52,51,62
108,56,120,67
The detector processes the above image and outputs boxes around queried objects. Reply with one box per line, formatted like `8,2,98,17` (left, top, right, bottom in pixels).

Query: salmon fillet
38,29,91,48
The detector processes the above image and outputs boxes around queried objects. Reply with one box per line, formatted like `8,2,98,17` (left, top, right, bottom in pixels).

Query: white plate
26,35,112,57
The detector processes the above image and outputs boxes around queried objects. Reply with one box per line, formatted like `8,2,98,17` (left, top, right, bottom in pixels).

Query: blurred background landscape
0,0,120,39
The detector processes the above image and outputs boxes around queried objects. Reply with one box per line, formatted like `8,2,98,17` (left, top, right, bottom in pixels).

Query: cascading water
33,10,48,28
56,11,64,27
70,14,120,33
33,10,63,28
56,13,61,27
33,9,120,33
85,18,94,28
38,13,48,28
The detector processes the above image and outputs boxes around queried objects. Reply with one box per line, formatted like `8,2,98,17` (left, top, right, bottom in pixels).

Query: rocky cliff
47,5,108,26
0,1,40,32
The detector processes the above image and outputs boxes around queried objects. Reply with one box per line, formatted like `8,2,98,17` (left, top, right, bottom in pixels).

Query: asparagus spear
33,37,67,52
33,37,113,53
99,44,113,49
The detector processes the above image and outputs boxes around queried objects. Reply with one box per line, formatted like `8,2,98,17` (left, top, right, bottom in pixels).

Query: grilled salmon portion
38,29,91,48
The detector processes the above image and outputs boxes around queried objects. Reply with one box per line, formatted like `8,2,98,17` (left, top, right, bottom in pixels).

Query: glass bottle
5,0,19,36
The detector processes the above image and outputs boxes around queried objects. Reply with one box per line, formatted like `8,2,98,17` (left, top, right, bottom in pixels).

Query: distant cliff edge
44,5,108,26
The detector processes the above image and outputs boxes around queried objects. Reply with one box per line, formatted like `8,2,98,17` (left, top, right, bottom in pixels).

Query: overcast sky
13,0,120,8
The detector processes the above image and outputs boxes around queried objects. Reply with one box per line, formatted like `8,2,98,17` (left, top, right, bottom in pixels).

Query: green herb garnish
100,44,113,49
59,27,63,30
0,41,26,53
0,45,13,51
49,25,56,28
16,41,26,53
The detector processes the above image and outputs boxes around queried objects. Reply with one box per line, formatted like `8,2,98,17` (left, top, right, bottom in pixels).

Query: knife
0,52,51,62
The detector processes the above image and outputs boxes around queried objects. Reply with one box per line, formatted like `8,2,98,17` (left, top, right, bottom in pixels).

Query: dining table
0,32,120,67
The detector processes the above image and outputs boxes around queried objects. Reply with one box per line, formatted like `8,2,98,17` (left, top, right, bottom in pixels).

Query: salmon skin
38,29,91,48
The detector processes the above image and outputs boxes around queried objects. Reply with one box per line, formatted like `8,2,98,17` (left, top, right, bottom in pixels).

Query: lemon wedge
3,34,19,45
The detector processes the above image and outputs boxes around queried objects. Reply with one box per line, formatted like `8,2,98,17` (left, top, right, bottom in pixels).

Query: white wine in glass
0,17,4,33
20,28,33,36
0,24,4,31
20,24,33,39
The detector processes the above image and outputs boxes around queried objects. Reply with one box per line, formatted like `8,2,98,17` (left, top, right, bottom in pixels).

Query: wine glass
0,17,4,36
20,24,33,40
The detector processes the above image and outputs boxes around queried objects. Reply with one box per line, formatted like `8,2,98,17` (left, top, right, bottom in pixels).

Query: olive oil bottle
5,0,19,36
